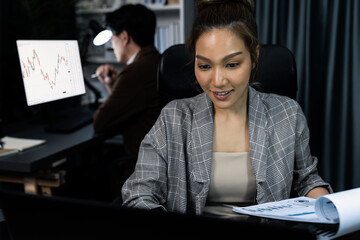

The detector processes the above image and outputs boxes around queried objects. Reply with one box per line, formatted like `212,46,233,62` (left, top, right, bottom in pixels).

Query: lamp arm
84,77,102,107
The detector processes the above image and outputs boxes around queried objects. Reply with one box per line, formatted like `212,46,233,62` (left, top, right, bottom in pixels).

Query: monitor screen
16,40,86,106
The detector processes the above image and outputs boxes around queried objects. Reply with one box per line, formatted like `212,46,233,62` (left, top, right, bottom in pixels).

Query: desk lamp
77,19,111,108
89,20,112,46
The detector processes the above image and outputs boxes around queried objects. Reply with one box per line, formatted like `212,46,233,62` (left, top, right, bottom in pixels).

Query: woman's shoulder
147,94,205,137
249,87,307,124
158,93,207,121
251,87,300,111
250,87,308,131
163,93,204,110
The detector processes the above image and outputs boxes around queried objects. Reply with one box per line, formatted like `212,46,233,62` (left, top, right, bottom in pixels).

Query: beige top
206,152,256,204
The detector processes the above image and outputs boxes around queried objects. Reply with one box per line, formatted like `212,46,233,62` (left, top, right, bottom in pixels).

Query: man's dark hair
106,4,156,47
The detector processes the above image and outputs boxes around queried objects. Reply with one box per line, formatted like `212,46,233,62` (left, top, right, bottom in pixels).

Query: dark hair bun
196,0,255,14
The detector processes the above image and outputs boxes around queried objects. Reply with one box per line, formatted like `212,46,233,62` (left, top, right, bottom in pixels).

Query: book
0,136,46,157
0,148,19,157
233,188,360,239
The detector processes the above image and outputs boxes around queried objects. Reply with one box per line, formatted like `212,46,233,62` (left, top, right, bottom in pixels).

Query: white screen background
16,40,85,106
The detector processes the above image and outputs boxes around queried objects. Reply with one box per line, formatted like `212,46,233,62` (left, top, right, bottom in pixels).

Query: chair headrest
157,44,297,106
256,44,297,100
157,44,199,106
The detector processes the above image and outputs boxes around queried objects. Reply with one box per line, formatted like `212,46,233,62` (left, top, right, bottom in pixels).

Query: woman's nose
212,67,226,87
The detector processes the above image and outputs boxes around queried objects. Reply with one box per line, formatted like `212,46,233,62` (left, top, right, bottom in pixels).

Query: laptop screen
16,40,86,106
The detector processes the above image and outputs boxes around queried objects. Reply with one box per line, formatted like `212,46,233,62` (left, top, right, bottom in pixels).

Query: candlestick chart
16,40,85,106
21,49,68,90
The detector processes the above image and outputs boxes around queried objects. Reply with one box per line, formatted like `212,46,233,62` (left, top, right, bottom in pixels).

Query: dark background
0,0,80,125
0,0,359,192
255,0,360,192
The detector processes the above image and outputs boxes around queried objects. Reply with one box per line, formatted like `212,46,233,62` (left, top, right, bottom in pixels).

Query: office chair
157,44,297,107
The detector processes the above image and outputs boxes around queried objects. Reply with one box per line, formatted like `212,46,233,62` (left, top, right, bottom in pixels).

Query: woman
121,0,331,216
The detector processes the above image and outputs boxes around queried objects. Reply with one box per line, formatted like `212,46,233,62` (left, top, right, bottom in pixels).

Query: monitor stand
44,105,95,133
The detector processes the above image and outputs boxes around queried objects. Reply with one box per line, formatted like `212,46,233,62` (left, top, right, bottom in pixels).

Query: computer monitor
16,40,86,106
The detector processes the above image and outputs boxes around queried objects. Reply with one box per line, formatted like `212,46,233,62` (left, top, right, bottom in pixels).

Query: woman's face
195,28,253,113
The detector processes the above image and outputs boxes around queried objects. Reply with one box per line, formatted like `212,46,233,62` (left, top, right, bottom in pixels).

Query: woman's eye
198,64,211,70
226,63,239,68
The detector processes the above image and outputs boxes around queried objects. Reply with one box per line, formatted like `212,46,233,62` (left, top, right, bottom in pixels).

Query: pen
92,73,111,83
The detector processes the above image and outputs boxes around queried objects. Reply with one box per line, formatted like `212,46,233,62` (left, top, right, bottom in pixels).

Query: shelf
75,0,191,60
76,0,122,14
76,7,118,14
147,4,180,11
76,4,180,14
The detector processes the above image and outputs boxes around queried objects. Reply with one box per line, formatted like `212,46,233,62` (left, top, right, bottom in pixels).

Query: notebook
0,136,46,157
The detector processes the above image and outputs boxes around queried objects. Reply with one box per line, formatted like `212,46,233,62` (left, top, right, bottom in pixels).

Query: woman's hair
186,0,259,83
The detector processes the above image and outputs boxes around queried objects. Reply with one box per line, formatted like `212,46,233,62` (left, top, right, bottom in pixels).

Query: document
0,136,46,157
0,148,19,158
233,188,360,239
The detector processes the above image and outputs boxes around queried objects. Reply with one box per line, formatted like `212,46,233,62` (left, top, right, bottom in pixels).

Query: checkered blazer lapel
248,87,269,201
189,88,269,200
190,93,214,183
189,88,269,181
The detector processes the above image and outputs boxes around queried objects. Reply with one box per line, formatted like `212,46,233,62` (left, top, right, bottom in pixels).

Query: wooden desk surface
0,122,101,173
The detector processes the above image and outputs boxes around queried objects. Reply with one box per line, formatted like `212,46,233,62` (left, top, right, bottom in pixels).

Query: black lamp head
89,20,112,46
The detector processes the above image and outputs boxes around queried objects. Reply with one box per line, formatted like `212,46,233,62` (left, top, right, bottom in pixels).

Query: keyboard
44,110,94,133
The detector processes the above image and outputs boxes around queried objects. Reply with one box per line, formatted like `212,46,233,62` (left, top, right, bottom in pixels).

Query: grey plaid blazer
122,86,331,215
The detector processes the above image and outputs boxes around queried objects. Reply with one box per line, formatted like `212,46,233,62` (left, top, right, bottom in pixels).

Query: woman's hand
306,187,330,199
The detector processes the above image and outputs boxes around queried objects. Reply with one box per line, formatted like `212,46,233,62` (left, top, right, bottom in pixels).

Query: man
94,4,161,157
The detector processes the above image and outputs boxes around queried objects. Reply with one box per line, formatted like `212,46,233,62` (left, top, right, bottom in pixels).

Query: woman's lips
212,90,233,100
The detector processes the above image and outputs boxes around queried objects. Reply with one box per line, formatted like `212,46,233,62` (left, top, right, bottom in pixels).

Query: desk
0,189,359,240
0,189,315,239
0,121,104,195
